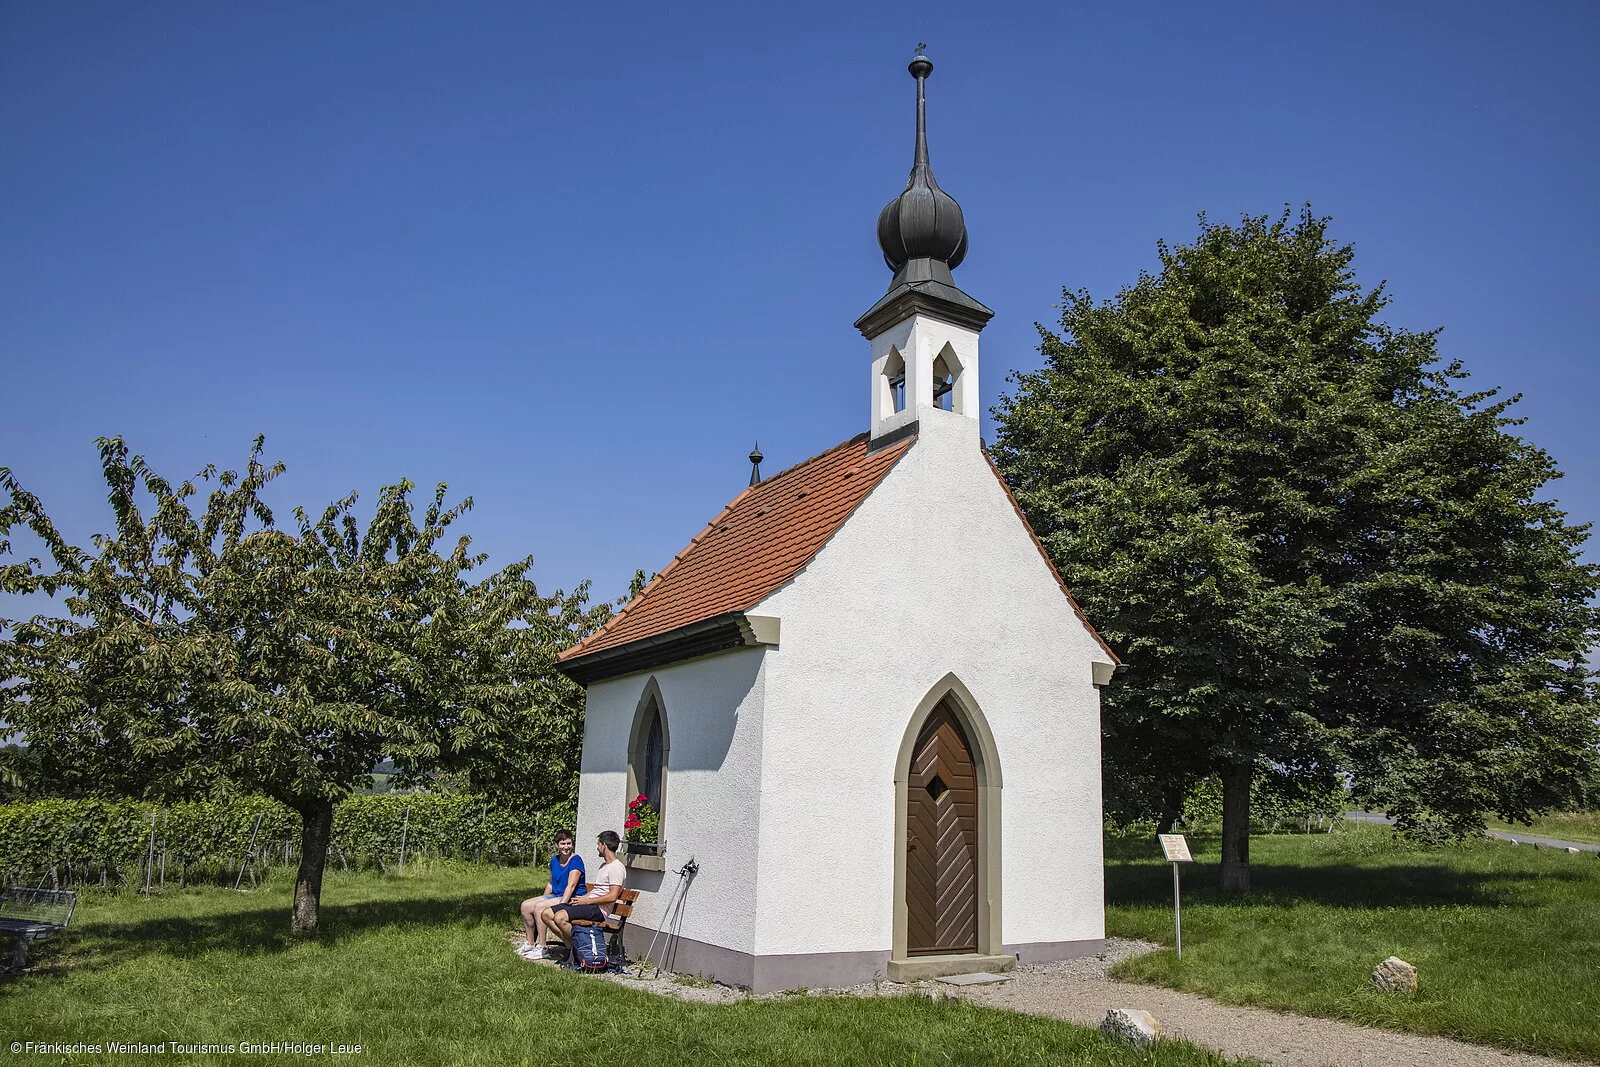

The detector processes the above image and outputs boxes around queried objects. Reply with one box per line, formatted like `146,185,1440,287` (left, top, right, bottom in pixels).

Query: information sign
1157,833,1192,959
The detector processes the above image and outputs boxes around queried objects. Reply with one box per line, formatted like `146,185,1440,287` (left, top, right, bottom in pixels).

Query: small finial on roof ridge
748,441,764,487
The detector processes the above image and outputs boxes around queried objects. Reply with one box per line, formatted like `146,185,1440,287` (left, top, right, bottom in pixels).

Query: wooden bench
0,887,76,971
549,888,638,965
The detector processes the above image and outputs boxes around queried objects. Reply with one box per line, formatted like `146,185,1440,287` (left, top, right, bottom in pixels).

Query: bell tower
857,51,993,449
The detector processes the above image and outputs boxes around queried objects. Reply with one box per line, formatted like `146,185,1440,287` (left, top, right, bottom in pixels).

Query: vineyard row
0,794,568,890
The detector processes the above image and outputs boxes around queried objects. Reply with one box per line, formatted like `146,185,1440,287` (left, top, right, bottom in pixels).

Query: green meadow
8,821,1598,1063
1106,821,1600,1061
0,863,1233,1067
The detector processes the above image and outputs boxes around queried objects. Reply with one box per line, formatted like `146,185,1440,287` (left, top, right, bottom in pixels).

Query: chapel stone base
621,925,1105,992
886,953,1015,982
620,925,891,993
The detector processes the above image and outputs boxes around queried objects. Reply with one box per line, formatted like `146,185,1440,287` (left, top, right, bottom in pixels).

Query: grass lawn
1105,822,1600,1061
2,863,1237,1066
1485,811,1600,846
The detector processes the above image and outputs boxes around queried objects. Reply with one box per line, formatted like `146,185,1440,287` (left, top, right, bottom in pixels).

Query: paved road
1343,811,1600,853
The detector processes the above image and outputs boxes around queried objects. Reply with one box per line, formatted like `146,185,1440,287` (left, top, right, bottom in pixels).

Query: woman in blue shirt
518,830,586,960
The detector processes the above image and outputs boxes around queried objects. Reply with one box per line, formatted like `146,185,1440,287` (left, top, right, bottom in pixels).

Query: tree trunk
291,800,335,937
1219,763,1252,892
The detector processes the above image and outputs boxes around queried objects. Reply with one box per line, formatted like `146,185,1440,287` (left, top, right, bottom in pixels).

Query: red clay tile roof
560,432,914,663
559,429,1120,671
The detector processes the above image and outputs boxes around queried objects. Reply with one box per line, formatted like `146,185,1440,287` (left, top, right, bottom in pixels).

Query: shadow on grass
9,889,520,982
1105,833,1588,910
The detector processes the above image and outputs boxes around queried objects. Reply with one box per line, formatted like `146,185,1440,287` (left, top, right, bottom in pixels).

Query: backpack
570,925,610,972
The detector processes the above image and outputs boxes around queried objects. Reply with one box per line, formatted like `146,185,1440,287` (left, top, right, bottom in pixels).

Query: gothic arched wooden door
905,698,979,955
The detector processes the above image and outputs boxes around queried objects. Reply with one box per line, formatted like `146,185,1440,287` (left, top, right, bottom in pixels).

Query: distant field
2,863,1237,1066
1105,822,1600,1061
1485,811,1600,845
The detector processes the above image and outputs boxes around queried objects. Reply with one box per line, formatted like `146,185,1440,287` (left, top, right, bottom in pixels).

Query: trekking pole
660,859,698,973
636,857,697,979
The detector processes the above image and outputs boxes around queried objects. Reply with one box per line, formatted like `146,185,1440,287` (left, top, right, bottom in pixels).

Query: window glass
643,707,664,811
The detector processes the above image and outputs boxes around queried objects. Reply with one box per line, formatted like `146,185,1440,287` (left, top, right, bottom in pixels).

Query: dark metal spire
748,442,764,487
875,49,969,288
911,50,931,170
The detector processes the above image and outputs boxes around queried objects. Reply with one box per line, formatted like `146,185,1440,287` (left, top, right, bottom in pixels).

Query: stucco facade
573,406,1112,991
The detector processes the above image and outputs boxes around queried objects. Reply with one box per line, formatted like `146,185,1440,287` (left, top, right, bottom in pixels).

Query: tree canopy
992,208,1599,889
0,437,607,931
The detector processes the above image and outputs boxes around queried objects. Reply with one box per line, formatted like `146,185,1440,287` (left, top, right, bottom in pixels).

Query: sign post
1157,833,1193,959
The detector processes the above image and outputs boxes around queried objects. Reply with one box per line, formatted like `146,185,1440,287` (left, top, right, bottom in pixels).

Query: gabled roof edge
981,448,1122,665
558,487,756,664
559,432,916,667
736,432,917,614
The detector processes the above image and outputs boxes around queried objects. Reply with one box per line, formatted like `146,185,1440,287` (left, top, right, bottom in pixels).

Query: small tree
1,437,606,932
993,208,1599,889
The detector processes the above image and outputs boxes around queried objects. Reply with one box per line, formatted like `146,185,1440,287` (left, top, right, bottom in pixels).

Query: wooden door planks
905,699,979,955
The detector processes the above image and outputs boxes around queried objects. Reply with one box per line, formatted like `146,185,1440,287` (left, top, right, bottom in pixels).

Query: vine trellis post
397,804,412,874
235,812,265,891
477,803,486,866
142,812,157,895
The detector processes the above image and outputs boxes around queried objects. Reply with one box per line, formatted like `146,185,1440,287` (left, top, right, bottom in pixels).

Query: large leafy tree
993,208,1599,890
0,438,606,932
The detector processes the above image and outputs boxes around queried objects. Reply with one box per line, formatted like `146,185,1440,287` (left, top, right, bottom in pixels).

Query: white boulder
1371,956,1418,995
1100,1008,1162,1047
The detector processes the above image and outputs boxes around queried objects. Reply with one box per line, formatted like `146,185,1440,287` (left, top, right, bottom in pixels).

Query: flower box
622,840,665,871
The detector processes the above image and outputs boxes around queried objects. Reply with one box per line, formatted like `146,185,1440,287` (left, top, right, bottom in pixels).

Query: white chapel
558,53,1119,992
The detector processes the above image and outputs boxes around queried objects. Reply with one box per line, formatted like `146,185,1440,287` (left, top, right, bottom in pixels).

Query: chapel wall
751,408,1109,961
573,646,769,963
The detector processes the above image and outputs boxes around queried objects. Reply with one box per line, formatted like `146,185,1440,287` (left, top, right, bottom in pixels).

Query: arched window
641,704,664,811
626,682,669,863
884,348,907,414
932,344,964,413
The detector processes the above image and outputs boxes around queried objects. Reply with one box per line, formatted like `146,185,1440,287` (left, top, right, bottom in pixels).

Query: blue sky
3,0,1597,607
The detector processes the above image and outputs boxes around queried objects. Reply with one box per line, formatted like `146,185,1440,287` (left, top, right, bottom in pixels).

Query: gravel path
577,940,1578,1066
955,941,1572,1067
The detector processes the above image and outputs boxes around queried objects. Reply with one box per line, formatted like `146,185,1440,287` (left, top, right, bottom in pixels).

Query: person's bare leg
531,898,558,948
519,897,543,946
549,910,574,950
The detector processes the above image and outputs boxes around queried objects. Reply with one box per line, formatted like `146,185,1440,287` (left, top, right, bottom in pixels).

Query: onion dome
854,51,991,339
876,53,968,279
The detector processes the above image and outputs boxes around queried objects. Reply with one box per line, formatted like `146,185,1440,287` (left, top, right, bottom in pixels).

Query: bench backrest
611,888,640,920
0,888,76,928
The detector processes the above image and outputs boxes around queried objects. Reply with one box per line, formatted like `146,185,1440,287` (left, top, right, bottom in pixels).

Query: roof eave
557,611,778,686
854,279,994,338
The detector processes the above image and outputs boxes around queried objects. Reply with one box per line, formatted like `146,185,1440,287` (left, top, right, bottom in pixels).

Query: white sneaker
518,945,547,960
